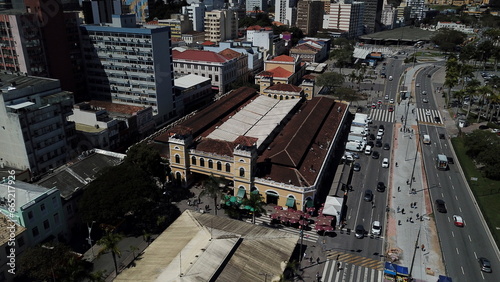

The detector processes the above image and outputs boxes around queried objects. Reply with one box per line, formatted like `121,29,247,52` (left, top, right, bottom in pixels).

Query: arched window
217,161,222,171
239,167,245,177
279,95,283,100
200,158,205,167
175,155,180,164
208,160,213,169
191,156,196,165
225,163,231,172
274,94,277,99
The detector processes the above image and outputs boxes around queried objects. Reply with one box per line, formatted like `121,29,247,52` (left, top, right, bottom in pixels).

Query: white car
425,110,431,116
422,91,427,95
385,95,389,100
422,98,428,103
382,158,389,168
371,221,381,235
389,98,394,104
416,83,420,87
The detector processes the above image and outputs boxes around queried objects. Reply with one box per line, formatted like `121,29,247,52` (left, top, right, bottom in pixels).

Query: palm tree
242,192,267,224
97,228,123,276
475,85,492,122
199,174,224,215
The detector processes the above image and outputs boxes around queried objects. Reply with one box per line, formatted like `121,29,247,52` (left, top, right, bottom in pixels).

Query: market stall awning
237,187,246,198
251,190,259,194
286,197,295,207
438,275,453,282
384,262,396,276
395,265,409,276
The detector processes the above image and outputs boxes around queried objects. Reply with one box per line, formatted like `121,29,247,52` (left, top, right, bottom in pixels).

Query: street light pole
409,228,421,278
409,133,420,192
87,221,96,259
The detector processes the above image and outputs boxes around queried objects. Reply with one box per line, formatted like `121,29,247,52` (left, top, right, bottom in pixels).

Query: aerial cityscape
0,0,500,281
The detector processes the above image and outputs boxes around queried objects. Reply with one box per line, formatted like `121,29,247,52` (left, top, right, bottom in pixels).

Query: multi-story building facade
204,9,239,43
246,0,267,12
255,55,306,93
381,4,398,30
275,0,297,26
0,213,27,282
172,49,247,94
296,0,324,36
182,31,206,44
0,182,67,246
0,74,76,177
182,2,206,32
323,1,365,39
203,41,264,75
173,74,214,115
121,0,149,23
80,14,175,125
289,38,331,63
155,14,193,39
406,0,425,21
81,0,122,24
362,0,384,34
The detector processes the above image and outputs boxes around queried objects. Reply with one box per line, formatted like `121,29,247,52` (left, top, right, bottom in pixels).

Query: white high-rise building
182,2,206,31
81,14,175,124
323,1,365,39
275,0,297,26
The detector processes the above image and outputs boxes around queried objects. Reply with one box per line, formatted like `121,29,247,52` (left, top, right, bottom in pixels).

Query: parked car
371,221,381,235
447,157,454,164
388,106,394,112
478,257,492,273
376,182,385,192
435,199,447,213
375,140,382,147
453,215,464,227
382,158,389,168
353,162,361,171
383,143,390,150
369,134,376,140
434,116,441,123
372,151,380,159
422,98,429,103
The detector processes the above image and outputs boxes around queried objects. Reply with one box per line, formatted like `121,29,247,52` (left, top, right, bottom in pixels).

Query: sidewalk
385,64,446,281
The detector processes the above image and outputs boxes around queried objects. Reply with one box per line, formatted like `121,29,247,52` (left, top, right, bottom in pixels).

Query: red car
388,106,394,112
453,215,464,227
371,103,377,109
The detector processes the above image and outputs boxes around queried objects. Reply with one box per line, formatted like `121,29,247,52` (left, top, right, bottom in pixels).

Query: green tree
242,192,267,224
98,228,123,276
329,47,353,73
477,40,495,69
430,29,467,52
199,174,224,215
316,72,345,97
125,142,165,180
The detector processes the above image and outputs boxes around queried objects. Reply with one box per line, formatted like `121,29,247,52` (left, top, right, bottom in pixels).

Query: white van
388,76,393,81
364,145,372,155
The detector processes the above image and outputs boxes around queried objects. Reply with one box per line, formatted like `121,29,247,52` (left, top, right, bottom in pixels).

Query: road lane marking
451,231,455,237
461,266,465,275
469,235,472,242
459,207,462,213
456,247,459,255
455,195,458,201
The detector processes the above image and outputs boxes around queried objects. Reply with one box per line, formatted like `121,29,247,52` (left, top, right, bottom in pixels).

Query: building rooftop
270,55,295,62
89,100,148,116
36,149,125,199
75,123,107,133
0,182,50,209
0,73,58,93
266,84,303,93
0,213,25,246
263,66,293,78
219,48,243,60
174,74,211,89
173,49,229,63
115,210,298,282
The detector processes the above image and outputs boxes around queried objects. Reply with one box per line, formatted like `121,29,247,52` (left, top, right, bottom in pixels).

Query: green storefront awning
237,187,246,198
306,199,314,208
251,190,259,195
286,197,295,208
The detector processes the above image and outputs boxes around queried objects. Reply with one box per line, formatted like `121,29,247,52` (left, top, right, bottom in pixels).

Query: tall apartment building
155,14,193,39
81,14,175,124
323,2,365,39
122,0,149,23
0,73,76,177
81,0,122,24
182,2,206,32
362,0,384,34
296,0,324,36
204,9,239,43
381,4,397,30
275,0,297,26
406,0,425,21
246,0,267,11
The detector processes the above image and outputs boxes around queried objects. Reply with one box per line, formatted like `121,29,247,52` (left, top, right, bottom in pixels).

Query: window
17,237,25,247
200,158,205,167
52,196,58,208
225,163,231,172
43,220,50,230
32,227,39,238
54,213,60,226
28,211,33,220
40,204,46,213
191,156,196,165
208,160,213,169
239,168,245,177
217,161,222,171
175,155,180,164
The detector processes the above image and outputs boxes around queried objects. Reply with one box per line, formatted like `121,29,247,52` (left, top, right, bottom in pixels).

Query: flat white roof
207,95,299,148
174,74,211,88
6,101,35,109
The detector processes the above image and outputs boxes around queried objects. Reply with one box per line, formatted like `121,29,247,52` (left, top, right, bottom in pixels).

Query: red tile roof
266,66,293,78
89,100,147,115
172,49,228,63
196,138,235,157
234,136,258,147
270,55,295,62
201,41,216,46
266,84,302,93
219,48,242,60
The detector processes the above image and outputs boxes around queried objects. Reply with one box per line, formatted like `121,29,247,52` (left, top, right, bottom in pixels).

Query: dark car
383,143,390,150
375,140,382,147
364,190,373,202
479,125,489,130
435,199,447,213
355,225,365,239
377,182,385,192
353,162,361,171
369,134,376,140
372,151,380,159
479,257,492,273
367,141,374,147
434,116,441,123
439,133,445,139
447,157,454,164
379,124,385,130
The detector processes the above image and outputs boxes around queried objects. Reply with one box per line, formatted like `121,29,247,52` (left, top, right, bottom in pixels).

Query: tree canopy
316,72,347,99
125,142,165,180
239,13,273,28
431,29,467,52
146,0,188,21
464,130,500,180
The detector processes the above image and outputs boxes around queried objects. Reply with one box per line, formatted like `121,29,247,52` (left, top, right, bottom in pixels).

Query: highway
416,66,500,281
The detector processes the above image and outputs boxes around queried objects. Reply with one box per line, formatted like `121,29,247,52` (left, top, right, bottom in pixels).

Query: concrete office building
81,14,175,124
323,1,365,39
81,0,122,24
204,9,239,43
246,0,267,12
0,74,75,177
181,2,206,32
121,0,149,23
275,0,297,26
296,0,324,36
362,0,384,34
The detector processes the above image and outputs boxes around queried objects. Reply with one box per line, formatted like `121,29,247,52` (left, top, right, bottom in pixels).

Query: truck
350,126,367,136
423,135,431,144
348,134,365,143
436,154,448,170
345,141,364,152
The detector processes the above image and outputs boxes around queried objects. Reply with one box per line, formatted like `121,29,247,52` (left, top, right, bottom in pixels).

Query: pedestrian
409,217,413,222
416,213,419,219
397,206,400,213
396,162,398,167
414,202,417,207
309,257,313,264
410,203,413,208
317,257,320,264
187,199,191,206
398,186,401,192
304,252,307,259
316,272,320,282
421,244,425,251
402,208,405,214
398,220,401,225
336,254,340,260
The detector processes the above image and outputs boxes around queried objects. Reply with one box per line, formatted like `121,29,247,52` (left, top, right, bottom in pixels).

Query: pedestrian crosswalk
369,109,395,123
320,258,384,282
416,108,444,125
244,215,321,243
325,250,384,271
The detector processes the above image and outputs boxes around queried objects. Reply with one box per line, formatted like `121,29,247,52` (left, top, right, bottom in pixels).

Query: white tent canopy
322,196,344,217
